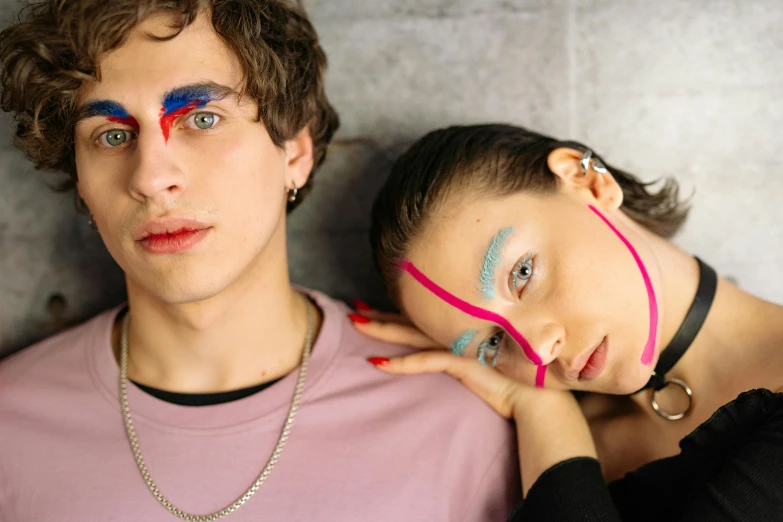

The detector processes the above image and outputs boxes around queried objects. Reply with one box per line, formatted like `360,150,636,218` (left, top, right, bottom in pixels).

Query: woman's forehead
400,277,486,343
398,251,493,339
410,199,526,277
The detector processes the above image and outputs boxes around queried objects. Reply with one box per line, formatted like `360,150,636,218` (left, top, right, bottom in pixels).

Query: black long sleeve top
511,389,783,522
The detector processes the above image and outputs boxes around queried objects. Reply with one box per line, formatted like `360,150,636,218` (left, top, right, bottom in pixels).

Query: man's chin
128,271,227,306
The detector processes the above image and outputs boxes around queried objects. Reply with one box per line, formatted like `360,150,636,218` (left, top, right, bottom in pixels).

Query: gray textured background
1,0,782,356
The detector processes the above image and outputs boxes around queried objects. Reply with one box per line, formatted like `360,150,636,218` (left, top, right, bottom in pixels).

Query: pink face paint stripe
399,260,543,367
535,365,547,388
588,205,658,365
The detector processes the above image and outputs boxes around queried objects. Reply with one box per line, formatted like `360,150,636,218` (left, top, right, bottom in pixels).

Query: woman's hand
349,302,532,419
351,301,598,495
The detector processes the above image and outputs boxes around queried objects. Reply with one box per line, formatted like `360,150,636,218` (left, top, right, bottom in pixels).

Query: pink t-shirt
0,290,519,521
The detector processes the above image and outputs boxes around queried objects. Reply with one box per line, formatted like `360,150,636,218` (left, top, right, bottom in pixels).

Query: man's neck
113,245,320,394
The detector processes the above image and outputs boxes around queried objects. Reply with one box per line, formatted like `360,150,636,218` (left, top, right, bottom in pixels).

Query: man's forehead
96,12,233,72
78,17,240,108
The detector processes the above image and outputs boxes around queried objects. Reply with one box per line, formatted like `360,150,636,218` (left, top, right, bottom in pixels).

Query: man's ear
547,147,623,211
75,183,91,214
285,125,315,190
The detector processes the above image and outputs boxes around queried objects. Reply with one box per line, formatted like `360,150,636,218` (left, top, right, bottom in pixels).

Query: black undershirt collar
131,377,283,407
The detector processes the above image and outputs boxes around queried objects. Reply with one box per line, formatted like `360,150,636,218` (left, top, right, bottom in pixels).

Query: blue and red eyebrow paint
80,83,223,143
80,101,139,131
159,85,217,142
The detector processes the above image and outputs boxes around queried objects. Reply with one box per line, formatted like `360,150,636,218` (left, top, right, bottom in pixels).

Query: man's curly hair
0,0,339,213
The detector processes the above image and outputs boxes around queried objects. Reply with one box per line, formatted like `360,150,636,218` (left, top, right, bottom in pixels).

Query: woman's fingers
350,298,527,416
371,351,526,419
350,300,412,325
349,301,440,349
352,317,439,349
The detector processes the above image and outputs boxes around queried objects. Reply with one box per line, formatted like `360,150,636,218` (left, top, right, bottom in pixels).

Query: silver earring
88,215,98,230
580,149,608,175
287,186,298,203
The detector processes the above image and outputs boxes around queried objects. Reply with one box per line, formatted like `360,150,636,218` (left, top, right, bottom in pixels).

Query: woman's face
398,178,665,394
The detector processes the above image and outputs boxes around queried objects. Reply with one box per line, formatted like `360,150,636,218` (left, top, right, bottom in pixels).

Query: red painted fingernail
368,357,390,366
352,299,372,311
348,313,371,324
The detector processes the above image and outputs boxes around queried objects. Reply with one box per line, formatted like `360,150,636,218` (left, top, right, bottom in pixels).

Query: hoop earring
287,186,298,203
580,149,608,175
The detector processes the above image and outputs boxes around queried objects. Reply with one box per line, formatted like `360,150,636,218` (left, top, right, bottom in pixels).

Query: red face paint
107,116,139,133
158,86,217,144
80,101,139,133
158,101,204,143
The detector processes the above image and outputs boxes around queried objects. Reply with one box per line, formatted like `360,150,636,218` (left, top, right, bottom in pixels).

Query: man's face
74,13,310,304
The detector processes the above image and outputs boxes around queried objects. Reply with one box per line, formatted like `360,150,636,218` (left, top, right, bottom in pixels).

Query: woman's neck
633,231,783,408
672,279,783,396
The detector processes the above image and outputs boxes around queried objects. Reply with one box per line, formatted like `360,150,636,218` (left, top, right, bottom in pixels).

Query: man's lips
133,218,211,241
138,228,210,254
133,218,211,255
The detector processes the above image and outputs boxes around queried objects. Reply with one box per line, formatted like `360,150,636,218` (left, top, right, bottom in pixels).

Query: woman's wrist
510,388,598,496
509,385,568,419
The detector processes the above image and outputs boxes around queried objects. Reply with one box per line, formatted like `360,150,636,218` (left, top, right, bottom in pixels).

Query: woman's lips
579,336,608,381
138,228,210,254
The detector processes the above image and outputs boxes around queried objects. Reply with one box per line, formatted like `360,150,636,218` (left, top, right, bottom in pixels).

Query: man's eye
190,112,219,129
101,129,130,147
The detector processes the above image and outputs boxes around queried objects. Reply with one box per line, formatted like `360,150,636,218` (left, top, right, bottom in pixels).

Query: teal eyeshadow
479,227,515,300
450,329,478,357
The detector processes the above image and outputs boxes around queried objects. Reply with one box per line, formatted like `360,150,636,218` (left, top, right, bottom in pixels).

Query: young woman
352,124,783,521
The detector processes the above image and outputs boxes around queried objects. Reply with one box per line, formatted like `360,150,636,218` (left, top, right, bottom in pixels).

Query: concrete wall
1,0,782,355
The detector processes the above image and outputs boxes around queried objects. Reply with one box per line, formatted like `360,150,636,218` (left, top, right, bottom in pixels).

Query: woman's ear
547,147,623,211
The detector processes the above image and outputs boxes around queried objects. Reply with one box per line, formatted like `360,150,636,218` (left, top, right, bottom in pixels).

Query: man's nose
127,127,187,205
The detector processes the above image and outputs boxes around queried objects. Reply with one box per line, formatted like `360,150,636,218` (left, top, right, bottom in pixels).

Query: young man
0,1,518,520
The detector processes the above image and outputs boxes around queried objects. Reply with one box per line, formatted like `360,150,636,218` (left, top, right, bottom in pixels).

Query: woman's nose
530,322,566,367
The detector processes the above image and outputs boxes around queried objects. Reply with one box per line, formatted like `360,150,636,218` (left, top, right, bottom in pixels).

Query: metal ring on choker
650,377,693,421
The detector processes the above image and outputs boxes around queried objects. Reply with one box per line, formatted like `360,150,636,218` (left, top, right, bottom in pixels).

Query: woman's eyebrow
450,329,478,356
478,227,515,300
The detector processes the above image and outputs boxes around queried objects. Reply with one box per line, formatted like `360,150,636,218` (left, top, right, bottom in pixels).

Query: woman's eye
190,112,219,130
477,331,505,367
510,255,535,295
100,129,130,147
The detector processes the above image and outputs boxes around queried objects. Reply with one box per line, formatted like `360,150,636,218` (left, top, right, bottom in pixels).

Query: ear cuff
581,149,608,174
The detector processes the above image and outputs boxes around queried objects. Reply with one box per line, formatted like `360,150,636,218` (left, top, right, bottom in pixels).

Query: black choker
633,257,718,420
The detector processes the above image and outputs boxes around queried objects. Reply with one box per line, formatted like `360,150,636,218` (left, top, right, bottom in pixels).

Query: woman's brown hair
0,0,339,212
370,124,690,304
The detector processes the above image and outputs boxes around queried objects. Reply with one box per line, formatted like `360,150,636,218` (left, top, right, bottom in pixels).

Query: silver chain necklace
119,301,314,521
